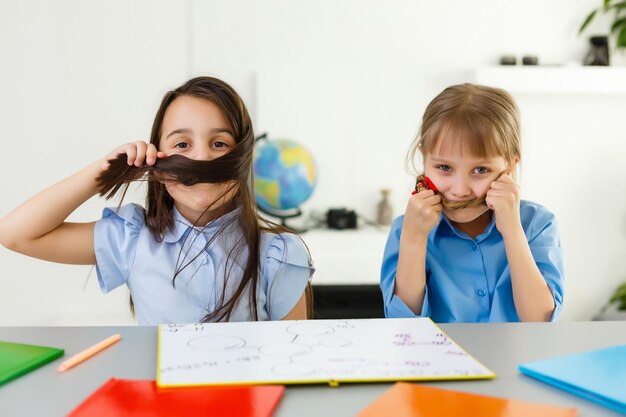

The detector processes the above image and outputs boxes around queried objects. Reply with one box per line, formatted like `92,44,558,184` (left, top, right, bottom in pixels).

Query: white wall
0,0,190,325
191,0,626,321
1,0,624,324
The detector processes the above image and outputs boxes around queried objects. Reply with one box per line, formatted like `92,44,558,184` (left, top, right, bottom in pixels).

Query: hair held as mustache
414,174,486,211
96,150,244,200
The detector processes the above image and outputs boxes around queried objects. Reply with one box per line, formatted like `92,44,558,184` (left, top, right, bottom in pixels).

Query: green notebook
0,341,64,385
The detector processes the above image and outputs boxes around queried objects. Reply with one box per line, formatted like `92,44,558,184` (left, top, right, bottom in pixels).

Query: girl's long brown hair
96,76,312,321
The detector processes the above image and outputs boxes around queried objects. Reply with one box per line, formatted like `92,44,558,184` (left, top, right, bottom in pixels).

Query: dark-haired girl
0,77,314,324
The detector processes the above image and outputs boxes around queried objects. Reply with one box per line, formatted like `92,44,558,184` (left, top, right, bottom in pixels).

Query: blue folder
518,344,626,414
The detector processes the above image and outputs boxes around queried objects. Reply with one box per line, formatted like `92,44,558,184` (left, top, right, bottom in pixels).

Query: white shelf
475,66,626,95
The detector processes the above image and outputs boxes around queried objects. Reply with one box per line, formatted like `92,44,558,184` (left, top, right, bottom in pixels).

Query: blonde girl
381,83,563,323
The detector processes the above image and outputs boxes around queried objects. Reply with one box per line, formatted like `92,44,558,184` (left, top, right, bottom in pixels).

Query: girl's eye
174,142,188,149
474,167,490,174
437,165,451,172
213,141,228,149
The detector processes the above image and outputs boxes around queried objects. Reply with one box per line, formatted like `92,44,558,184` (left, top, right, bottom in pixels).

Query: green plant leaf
610,281,626,304
579,9,598,34
618,26,626,47
611,16,626,32
608,0,626,11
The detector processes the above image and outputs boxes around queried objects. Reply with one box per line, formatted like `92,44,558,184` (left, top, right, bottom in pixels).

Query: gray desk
1,321,625,416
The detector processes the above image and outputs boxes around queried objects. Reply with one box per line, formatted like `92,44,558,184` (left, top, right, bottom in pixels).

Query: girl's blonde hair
407,83,521,173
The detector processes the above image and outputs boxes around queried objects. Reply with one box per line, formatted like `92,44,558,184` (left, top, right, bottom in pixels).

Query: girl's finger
415,189,435,198
125,144,137,165
424,194,442,206
490,180,515,190
133,142,148,166
146,144,158,165
487,189,508,198
497,173,515,184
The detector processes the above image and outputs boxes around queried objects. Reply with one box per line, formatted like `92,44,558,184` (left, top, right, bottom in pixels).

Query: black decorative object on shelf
326,208,357,230
584,36,610,66
499,55,517,65
522,55,539,65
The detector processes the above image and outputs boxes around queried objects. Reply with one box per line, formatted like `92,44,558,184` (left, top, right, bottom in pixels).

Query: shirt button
477,289,486,297
469,242,478,251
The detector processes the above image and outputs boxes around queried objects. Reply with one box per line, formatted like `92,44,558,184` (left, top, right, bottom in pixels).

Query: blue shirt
380,200,564,323
94,204,313,325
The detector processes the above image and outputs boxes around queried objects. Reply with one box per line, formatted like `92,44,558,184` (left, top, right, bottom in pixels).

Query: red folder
67,378,285,417
357,382,577,417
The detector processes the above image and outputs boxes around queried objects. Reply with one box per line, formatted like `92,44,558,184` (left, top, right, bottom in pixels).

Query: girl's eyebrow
165,127,234,140
429,158,452,164
208,128,235,137
165,128,192,140
430,157,498,165
471,160,499,165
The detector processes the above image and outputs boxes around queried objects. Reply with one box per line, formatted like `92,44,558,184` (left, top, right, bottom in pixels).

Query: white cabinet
300,227,390,286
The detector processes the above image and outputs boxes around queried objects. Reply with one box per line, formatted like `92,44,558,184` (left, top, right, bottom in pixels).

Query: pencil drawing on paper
157,318,494,386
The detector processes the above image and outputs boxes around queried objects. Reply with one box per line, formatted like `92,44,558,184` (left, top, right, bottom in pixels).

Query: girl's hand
101,141,167,171
403,189,442,238
486,174,522,236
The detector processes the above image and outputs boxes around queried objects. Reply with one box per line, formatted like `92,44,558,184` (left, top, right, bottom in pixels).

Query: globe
253,138,317,213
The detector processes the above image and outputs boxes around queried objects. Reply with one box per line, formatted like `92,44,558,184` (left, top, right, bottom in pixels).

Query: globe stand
257,205,308,234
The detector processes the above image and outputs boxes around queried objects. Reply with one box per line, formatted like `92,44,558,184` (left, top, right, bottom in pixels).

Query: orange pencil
57,334,121,372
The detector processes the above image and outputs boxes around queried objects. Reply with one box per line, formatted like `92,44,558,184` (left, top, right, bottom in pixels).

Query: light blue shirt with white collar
94,203,313,325
380,200,564,323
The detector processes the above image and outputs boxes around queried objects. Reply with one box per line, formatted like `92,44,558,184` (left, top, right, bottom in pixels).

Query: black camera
326,208,357,230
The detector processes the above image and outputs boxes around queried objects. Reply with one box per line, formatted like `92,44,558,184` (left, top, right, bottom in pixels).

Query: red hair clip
411,176,438,195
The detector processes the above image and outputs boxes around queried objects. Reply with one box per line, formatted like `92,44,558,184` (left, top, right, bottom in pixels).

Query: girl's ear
508,156,520,171
506,156,521,179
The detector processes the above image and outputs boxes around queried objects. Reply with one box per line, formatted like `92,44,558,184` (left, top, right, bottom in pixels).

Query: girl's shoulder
390,214,405,234
259,231,311,266
519,200,556,221
519,200,559,235
100,203,147,229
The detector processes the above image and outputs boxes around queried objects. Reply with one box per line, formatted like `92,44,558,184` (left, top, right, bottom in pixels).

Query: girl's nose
193,146,213,161
450,177,472,198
